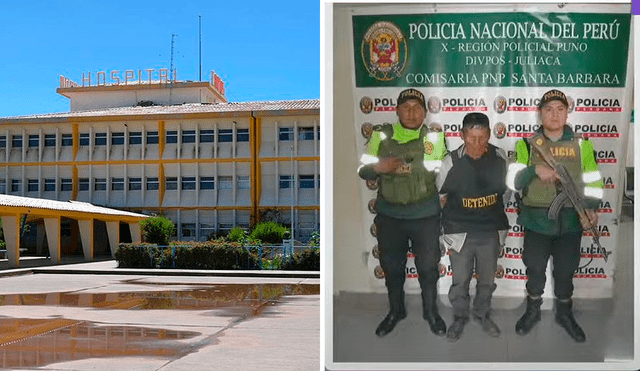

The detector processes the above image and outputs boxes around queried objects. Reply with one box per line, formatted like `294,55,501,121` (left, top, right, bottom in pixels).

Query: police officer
358,88,447,337
506,89,603,342
437,113,509,341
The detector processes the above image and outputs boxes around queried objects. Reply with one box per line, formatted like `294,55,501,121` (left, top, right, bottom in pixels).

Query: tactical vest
376,124,437,205
523,132,583,208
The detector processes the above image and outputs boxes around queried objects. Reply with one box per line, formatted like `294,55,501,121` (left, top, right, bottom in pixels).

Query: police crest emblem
493,122,507,139
361,21,407,81
424,141,434,155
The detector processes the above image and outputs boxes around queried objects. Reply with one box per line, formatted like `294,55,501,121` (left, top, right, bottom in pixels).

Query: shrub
114,243,157,268
227,227,247,243
282,248,320,271
140,216,176,245
309,230,320,247
249,222,289,244
115,241,258,270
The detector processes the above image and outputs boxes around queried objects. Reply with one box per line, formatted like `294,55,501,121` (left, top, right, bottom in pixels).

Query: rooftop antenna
199,15,202,81
170,34,177,80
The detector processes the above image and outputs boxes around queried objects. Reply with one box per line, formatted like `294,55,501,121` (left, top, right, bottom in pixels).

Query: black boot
515,296,542,335
422,289,446,336
376,291,406,337
555,299,586,342
446,316,468,341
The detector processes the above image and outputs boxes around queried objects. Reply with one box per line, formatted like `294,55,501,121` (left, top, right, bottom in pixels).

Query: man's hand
373,157,404,174
580,209,599,230
535,164,559,183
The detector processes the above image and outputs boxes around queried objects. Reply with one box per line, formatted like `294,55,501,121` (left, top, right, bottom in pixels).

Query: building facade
0,75,320,245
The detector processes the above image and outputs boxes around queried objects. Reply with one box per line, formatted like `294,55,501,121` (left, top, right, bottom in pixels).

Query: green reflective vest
522,132,583,207
372,123,445,205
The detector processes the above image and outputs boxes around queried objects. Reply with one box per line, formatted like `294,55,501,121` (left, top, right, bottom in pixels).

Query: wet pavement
0,263,320,370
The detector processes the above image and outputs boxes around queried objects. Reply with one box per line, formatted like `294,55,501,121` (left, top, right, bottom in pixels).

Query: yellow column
72,123,79,161
250,115,259,224
72,165,78,200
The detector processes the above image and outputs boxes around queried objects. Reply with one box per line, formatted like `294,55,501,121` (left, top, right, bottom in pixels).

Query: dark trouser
375,214,441,314
448,231,500,319
522,229,582,300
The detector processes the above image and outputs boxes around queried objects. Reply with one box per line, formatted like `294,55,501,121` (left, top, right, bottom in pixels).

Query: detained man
436,112,509,341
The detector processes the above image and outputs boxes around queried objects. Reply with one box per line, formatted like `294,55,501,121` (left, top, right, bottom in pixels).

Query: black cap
397,88,426,110
462,112,490,131
538,89,569,110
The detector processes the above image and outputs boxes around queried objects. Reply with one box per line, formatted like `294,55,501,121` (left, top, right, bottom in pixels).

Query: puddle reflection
0,318,199,368
0,283,319,310
0,283,318,368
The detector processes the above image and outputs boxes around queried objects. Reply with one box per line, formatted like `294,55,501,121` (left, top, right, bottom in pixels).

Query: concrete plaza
0,261,320,370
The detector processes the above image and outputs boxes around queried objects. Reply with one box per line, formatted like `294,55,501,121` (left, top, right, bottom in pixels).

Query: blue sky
0,1,319,117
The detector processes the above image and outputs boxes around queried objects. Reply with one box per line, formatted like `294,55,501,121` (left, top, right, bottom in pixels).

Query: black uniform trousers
375,213,441,314
522,228,582,300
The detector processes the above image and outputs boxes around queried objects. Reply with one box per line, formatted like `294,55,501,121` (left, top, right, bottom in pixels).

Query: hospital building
0,70,320,250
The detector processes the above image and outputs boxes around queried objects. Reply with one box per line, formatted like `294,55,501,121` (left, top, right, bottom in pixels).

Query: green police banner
353,12,630,88
350,5,632,299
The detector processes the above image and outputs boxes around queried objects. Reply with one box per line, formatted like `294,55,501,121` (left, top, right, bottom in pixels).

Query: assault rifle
526,136,610,262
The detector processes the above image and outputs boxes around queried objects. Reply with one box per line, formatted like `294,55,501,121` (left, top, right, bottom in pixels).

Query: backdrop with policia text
350,4,632,299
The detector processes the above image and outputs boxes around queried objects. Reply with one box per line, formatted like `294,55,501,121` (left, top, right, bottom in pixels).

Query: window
61,178,72,191
279,175,293,189
111,177,124,191
79,178,89,191
44,134,56,147
94,178,106,191
129,132,142,145
218,129,233,143
300,175,316,188
111,132,124,145
79,133,90,146
237,128,249,142
200,223,215,240
200,176,215,190
0,136,6,148
28,135,39,148
182,130,196,143
0,179,5,193
146,177,159,190
95,133,107,146
181,176,196,190
146,131,159,144
279,127,294,141
128,177,142,191
27,179,38,192
44,178,56,192
165,177,178,190
11,179,21,193
316,127,320,140
218,176,233,190
62,134,73,146
237,176,250,189
299,127,315,140
181,223,196,238
200,130,214,143
218,223,234,234
12,135,22,148
166,130,178,144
